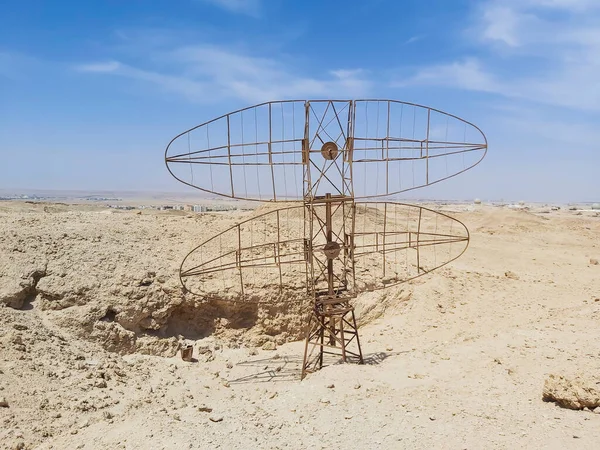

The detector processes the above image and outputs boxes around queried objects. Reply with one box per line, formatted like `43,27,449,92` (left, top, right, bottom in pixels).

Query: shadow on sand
227,351,407,384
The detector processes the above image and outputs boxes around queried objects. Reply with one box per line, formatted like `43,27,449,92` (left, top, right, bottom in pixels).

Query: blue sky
1,0,598,202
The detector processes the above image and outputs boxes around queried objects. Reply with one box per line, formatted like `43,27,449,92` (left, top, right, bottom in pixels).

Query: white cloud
200,0,261,17
76,44,371,103
76,61,122,73
407,58,500,93
481,5,524,47
402,0,600,112
404,35,425,45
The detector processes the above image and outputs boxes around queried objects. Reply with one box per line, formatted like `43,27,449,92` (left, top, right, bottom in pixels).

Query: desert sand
1,201,599,449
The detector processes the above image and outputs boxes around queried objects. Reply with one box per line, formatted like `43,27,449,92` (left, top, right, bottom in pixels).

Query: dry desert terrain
1,201,599,449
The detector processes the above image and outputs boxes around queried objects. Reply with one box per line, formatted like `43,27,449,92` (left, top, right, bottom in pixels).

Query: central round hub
323,241,341,259
320,141,339,160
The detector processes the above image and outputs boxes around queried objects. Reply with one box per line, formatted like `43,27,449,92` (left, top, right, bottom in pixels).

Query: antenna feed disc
323,241,341,259
320,141,339,160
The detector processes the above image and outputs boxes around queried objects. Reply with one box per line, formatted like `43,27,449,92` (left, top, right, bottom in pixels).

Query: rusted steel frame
181,237,306,275
351,310,363,363
303,101,312,199
354,98,487,142
309,157,328,196
309,159,344,197
276,209,283,288
166,154,486,201
182,256,307,278
318,349,361,359
168,152,303,163
308,102,331,148
351,147,483,163
165,98,487,203
169,160,304,167
356,201,472,225
426,108,431,184
330,102,348,143
416,207,423,273
268,103,277,201
167,138,303,160
354,235,468,252
165,98,484,147
350,202,356,293
237,225,244,295
227,115,234,197
307,203,316,298
383,203,387,277
386,100,390,195
205,237,305,264
309,101,351,147
165,100,303,141
352,136,485,147
352,237,468,258
310,193,348,203
352,230,468,240
178,205,305,278
311,254,329,288
330,151,353,197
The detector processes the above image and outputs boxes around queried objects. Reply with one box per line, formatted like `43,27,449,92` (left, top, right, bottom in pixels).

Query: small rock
354,383,361,390
429,416,436,421
269,392,278,399
386,346,393,352
14,442,25,450
262,342,276,351
209,415,224,423
13,324,28,331
505,271,520,280
173,413,181,421
197,345,211,355
94,379,107,389
0,397,8,407
326,384,335,389
226,362,233,369
543,374,600,410
593,406,600,414
103,411,113,420
221,381,230,388
320,398,330,404
590,259,599,266
198,406,213,413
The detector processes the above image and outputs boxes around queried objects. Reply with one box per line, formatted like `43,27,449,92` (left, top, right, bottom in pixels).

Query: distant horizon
0,186,596,205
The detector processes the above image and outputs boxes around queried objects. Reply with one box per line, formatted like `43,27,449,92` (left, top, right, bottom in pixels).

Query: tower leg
301,299,363,379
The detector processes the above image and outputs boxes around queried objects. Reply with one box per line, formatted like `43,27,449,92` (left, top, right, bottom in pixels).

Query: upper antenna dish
165,100,487,202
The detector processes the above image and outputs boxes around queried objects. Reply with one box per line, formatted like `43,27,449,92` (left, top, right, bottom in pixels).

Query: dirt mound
0,203,315,356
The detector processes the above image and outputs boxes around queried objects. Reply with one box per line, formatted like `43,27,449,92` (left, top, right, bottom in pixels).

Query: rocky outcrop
543,374,600,410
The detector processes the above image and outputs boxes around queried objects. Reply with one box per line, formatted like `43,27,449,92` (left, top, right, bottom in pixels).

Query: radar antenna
165,99,487,379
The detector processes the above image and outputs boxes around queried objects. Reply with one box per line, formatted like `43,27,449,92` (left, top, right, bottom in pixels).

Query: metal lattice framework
165,99,487,378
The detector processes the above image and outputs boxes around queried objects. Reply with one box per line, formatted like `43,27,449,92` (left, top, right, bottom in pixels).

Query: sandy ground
1,201,599,449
